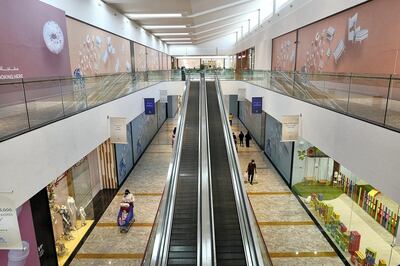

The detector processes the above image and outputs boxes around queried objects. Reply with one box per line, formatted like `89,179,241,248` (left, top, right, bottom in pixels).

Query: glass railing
219,70,400,132
0,70,182,142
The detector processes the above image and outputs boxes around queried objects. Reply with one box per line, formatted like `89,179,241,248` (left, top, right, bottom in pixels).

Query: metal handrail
0,70,183,142
197,75,216,265
144,76,191,265
217,70,400,132
214,76,273,265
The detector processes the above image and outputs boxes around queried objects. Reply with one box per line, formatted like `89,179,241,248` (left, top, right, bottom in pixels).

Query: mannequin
59,205,73,240
67,196,78,230
79,207,87,227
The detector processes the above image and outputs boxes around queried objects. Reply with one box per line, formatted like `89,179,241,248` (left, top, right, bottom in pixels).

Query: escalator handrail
214,77,273,266
145,77,191,265
197,76,216,265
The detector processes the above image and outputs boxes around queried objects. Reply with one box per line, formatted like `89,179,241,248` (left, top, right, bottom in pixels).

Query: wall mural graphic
131,112,158,162
265,113,293,184
295,0,400,75
157,101,167,129
66,18,131,76
146,48,160,71
239,100,264,147
134,43,147,72
115,122,134,185
272,31,297,72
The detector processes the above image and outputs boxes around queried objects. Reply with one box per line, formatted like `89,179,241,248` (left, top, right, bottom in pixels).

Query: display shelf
57,220,94,266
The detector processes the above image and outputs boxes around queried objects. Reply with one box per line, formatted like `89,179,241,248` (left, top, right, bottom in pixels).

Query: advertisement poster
238,88,246,101
160,90,168,103
110,117,127,144
271,31,297,72
281,115,300,142
144,98,155,115
0,195,22,249
0,0,71,80
251,97,263,114
66,17,131,76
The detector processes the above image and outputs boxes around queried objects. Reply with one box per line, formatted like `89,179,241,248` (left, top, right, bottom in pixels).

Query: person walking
239,131,244,147
229,113,234,126
232,132,238,151
245,131,252,147
246,160,257,185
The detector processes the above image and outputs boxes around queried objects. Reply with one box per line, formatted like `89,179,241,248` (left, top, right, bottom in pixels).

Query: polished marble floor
231,119,345,266
70,118,176,266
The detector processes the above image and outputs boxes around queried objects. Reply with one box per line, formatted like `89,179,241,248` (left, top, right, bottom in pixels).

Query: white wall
221,80,400,203
40,0,169,53
0,81,184,207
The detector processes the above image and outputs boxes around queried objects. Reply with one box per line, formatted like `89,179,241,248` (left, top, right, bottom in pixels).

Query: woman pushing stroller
118,189,135,232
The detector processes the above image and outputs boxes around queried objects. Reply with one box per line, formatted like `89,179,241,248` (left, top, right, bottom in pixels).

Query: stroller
117,202,135,233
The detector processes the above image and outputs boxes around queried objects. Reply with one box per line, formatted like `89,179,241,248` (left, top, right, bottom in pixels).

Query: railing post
383,74,393,126
59,79,65,117
346,74,352,113
21,79,31,129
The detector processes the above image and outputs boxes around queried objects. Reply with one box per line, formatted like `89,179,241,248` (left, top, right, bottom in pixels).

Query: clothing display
67,196,78,230
79,207,87,227
59,205,73,240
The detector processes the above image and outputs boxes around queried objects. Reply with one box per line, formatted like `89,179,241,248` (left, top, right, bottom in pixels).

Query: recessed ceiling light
153,33,190,36
126,13,182,19
143,25,187,29
161,38,191,41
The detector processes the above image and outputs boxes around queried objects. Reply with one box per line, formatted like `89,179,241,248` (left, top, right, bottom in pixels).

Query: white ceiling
104,0,280,44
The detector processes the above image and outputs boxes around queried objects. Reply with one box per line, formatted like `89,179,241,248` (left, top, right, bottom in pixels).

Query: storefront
45,147,106,265
291,138,400,266
238,102,400,265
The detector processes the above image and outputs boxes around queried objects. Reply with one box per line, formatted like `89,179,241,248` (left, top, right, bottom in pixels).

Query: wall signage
0,194,22,249
160,90,168,103
238,88,246,101
144,98,155,115
110,117,127,144
281,115,300,142
251,97,263,113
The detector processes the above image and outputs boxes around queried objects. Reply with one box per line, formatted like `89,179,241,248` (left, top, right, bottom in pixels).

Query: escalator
144,78,270,266
206,81,246,265
167,81,199,265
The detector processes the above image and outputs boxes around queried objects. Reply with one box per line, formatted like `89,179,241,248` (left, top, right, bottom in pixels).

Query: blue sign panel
252,97,263,113
144,98,155,115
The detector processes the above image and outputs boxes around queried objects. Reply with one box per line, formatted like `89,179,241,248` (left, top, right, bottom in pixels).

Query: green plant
297,150,306,160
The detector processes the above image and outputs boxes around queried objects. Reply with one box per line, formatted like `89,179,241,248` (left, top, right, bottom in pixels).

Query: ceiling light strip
143,25,187,29
126,13,182,19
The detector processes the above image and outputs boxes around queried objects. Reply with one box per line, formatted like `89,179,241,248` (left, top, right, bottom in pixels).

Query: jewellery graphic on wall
43,20,65,54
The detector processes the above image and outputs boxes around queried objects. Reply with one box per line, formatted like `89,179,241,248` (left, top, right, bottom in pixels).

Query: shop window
292,138,400,265
46,151,102,265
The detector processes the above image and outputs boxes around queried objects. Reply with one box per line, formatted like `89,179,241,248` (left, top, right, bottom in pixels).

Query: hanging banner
252,97,263,113
160,90,168,103
110,117,127,144
238,88,246,101
144,98,155,115
0,194,22,249
281,115,300,142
